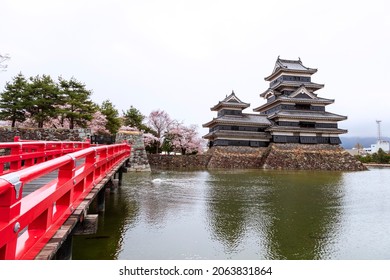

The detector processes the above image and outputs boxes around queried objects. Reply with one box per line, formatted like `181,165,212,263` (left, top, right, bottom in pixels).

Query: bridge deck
22,159,85,197
34,157,127,260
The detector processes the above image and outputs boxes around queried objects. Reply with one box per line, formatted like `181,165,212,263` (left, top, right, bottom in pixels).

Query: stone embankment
116,131,151,171
363,163,390,168
206,146,267,169
148,144,367,171
148,154,211,169
263,144,367,171
0,127,89,142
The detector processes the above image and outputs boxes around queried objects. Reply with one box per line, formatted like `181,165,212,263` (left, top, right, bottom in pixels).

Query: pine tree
0,73,28,127
100,100,121,134
25,75,60,128
59,77,96,129
122,106,149,131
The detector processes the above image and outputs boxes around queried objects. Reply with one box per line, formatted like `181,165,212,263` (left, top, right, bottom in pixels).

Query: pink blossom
88,111,109,134
143,133,159,146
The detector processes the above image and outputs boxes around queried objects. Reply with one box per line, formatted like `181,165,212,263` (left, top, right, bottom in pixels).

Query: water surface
73,168,390,260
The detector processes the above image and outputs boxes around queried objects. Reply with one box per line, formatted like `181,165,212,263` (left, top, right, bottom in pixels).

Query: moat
73,167,390,260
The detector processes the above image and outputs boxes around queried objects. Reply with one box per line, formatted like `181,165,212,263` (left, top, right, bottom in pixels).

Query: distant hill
340,137,390,149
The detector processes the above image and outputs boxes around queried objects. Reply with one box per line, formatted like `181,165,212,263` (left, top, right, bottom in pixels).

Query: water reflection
134,171,204,227
116,171,210,259
206,170,344,259
206,171,252,253
256,171,344,259
208,174,246,253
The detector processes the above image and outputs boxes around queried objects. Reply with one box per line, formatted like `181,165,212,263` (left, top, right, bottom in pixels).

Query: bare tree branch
0,54,10,71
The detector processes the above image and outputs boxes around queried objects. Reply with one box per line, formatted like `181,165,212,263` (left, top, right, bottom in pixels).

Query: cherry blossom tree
143,132,160,154
143,132,159,146
43,111,70,129
14,110,108,136
147,109,173,153
88,111,109,135
169,123,204,154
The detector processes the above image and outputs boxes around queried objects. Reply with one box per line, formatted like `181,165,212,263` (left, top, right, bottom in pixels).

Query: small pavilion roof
210,91,250,111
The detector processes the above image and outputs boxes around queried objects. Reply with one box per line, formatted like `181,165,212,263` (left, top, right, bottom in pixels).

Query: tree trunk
70,118,74,129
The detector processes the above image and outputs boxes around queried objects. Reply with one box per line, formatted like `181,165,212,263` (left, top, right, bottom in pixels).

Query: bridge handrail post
0,177,22,260
99,147,108,174
9,142,22,172
57,155,76,185
32,142,45,166
84,138,91,149
86,148,97,166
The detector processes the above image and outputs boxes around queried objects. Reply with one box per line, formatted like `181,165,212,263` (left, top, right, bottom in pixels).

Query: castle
203,57,347,147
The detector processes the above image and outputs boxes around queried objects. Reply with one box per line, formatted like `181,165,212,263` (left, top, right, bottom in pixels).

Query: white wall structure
364,141,390,154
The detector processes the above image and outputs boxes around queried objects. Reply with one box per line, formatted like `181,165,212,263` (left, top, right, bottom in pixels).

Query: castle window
281,75,311,82
299,122,316,128
295,104,310,110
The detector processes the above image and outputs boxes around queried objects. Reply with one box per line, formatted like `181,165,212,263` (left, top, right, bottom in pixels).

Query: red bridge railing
0,137,91,176
0,141,131,260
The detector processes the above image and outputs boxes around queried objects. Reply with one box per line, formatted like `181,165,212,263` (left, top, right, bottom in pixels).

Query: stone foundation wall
206,146,268,169
263,144,367,171
0,127,90,142
148,144,367,171
147,154,211,169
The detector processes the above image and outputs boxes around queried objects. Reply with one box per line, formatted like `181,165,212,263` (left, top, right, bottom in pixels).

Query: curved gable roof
265,57,317,81
210,91,250,111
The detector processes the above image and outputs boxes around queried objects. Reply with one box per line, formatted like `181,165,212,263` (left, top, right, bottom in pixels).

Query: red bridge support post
97,187,106,213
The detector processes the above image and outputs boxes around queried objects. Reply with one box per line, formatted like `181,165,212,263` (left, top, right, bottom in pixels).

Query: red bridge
0,137,131,260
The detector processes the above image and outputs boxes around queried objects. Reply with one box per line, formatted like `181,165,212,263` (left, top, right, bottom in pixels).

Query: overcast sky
1,0,389,138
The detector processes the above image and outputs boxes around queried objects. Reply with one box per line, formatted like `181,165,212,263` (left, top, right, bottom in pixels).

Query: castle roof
210,91,250,111
260,81,324,97
203,130,271,140
269,80,324,92
255,85,334,112
266,125,348,134
253,95,335,112
265,57,317,81
203,113,270,127
268,110,347,121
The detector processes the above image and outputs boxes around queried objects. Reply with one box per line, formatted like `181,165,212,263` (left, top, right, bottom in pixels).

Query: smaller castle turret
203,91,271,147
